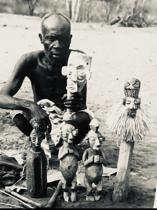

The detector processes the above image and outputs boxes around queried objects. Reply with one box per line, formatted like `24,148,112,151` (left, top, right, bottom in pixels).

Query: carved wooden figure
58,122,80,202
107,78,149,202
62,52,92,121
82,129,104,201
58,51,93,202
26,122,47,198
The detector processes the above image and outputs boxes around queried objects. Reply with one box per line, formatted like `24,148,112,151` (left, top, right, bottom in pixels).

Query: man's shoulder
15,50,44,76
20,50,43,63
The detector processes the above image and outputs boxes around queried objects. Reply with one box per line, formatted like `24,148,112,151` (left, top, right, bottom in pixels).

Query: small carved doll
82,128,104,201
58,122,80,202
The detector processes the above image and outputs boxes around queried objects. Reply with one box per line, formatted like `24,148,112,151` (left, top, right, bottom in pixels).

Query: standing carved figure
58,122,80,202
82,127,104,201
106,78,149,202
58,51,93,202
26,122,47,198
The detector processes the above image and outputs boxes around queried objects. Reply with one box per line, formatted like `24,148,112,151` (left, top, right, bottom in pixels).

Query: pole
4,189,43,208
45,180,62,208
109,78,148,202
112,141,134,201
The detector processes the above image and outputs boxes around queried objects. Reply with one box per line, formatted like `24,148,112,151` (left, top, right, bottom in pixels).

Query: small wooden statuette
62,51,92,121
26,121,47,198
82,120,104,201
58,51,92,202
107,78,149,202
58,122,80,202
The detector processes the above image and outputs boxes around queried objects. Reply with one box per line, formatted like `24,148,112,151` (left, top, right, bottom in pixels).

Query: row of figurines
27,108,105,203
58,119,104,202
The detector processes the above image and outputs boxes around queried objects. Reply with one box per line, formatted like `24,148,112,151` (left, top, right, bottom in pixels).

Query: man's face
40,16,72,65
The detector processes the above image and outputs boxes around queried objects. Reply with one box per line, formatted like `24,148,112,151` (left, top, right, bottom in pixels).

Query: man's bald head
41,13,71,36
39,13,72,66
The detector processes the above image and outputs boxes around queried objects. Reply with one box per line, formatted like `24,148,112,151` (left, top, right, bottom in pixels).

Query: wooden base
112,141,134,202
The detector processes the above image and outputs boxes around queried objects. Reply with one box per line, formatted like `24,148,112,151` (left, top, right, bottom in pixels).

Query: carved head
124,78,141,98
123,78,141,118
123,97,141,118
86,130,103,151
61,122,78,144
62,53,92,94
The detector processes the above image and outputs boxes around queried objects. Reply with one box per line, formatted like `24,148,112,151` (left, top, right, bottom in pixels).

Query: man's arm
0,53,51,132
0,53,33,110
81,84,87,109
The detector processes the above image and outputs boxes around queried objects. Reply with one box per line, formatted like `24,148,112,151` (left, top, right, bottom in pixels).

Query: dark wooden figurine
58,122,80,202
82,129,104,201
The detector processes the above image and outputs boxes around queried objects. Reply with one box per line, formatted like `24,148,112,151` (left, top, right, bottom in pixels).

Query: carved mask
62,53,92,94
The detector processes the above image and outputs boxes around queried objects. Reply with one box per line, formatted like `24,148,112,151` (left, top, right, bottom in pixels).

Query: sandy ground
0,14,157,208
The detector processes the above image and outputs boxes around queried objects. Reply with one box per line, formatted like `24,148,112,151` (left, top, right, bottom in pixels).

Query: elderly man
0,13,91,153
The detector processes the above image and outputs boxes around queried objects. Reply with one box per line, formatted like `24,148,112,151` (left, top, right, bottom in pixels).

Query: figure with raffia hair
106,78,149,202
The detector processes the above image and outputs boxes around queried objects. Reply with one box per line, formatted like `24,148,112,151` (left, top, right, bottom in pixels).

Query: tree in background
23,0,39,16
66,0,84,22
103,0,118,22
0,0,155,25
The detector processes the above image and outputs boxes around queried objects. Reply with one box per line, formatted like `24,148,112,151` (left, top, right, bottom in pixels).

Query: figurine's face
61,123,78,144
65,66,87,93
62,54,92,93
124,97,141,118
88,130,102,151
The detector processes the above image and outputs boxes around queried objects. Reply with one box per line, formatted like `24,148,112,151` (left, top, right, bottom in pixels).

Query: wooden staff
45,180,62,208
0,189,34,209
112,141,134,202
4,189,43,208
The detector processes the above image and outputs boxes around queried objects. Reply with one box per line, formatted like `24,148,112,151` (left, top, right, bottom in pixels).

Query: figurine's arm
83,149,94,166
100,150,109,166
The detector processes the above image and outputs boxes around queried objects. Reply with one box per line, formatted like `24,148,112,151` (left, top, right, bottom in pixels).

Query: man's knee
70,111,91,145
70,111,91,127
13,113,33,136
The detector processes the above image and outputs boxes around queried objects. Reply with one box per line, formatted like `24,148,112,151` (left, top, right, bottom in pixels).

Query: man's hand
37,99,55,109
29,103,51,133
63,93,86,112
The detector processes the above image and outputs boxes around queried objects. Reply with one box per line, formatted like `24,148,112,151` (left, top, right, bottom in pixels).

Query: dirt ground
0,14,157,208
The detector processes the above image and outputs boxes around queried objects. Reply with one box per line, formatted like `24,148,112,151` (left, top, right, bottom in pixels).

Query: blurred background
0,0,157,27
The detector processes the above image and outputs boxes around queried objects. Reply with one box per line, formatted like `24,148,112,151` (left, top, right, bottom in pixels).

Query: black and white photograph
0,0,156,208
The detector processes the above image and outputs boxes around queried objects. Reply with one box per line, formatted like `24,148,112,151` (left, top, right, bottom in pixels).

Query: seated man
0,13,91,153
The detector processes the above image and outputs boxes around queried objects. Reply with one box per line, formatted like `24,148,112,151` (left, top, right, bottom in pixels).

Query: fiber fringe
106,102,149,146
